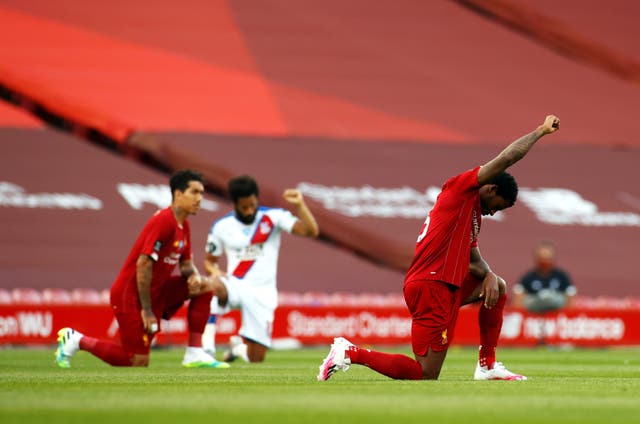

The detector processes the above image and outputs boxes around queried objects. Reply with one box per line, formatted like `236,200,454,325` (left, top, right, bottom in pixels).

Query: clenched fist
540,115,560,134
283,189,304,206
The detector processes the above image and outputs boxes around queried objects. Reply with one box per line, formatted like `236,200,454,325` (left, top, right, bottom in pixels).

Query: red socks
348,346,423,380
187,292,213,347
478,294,507,368
79,336,132,367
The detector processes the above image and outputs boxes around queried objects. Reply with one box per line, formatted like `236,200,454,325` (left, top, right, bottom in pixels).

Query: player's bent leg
162,277,230,369
415,348,449,380
200,275,229,305
131,354,150,367
79,336,134,366
318,337,424,381
246,339,267,363
224,284,274,364
202,314,218,358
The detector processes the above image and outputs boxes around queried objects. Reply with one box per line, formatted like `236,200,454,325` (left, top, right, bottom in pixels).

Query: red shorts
404,274,483,356
112,276,189,356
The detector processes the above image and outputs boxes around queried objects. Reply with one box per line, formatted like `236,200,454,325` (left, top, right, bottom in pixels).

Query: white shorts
215,276,278,348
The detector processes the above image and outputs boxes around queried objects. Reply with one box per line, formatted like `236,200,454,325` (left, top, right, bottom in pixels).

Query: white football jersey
206,206,297,287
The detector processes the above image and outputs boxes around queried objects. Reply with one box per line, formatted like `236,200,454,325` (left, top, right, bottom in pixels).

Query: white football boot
317,337,355,381
474,361,527,381
54,327,82,368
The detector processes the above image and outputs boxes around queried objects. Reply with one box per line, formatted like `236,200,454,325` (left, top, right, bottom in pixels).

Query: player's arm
469,247,491,280
469,247,500,308
179,258,199,280
283,189,320,237
136,254,157,333
179,258,205,295
477,115,560,186
204,253,225,277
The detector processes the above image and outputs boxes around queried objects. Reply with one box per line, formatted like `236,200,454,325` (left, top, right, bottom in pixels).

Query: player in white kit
202,175,319,363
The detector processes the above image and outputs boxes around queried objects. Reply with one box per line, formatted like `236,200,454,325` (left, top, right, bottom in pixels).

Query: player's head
229,175,260,224
169,169,204,215
479,171,518,216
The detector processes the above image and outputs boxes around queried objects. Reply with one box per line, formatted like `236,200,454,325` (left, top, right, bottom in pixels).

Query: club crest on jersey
259,221,272,235
173,239,186,249
232,214,274,278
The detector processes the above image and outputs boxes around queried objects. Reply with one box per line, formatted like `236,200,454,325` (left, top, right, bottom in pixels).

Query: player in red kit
55,169,229,368
318,115,560,381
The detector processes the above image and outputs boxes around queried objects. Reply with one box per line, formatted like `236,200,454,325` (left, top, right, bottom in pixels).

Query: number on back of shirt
416,216,430,243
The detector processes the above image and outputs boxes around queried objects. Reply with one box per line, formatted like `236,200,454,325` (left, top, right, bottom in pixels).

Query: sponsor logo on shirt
164,252,181,265
470,210,479,243
237,244,264,261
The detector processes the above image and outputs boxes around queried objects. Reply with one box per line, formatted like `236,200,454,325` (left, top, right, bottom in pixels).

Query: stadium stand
0,1,638,347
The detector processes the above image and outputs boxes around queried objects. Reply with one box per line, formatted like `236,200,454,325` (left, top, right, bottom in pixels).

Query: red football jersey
110,207,192,313
404,167,482,288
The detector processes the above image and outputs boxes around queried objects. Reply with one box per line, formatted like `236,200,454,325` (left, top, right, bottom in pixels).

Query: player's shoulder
209,211,236,230
440,167,481,196
260,206,295,222
260,205,285,215
147,207,174,224
446,167,480,185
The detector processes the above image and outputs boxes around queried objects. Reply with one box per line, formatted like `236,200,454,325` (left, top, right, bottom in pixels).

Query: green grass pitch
1,345,640,423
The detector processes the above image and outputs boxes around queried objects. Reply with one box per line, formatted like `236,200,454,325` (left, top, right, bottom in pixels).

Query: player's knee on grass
247,341,268,363
417,348,448,380
131,354,150,367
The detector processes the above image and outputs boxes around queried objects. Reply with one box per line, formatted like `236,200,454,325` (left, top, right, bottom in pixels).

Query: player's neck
171,204,188,226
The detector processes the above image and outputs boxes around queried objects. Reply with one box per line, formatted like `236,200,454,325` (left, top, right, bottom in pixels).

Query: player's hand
479,273,500,309
540,115,560,134
187,273,203,296
283,189,304,206
141,309,158,334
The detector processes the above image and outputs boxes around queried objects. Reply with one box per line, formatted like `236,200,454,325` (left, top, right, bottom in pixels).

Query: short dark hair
170,169,203,199
228,175,259,202
492,171,518,206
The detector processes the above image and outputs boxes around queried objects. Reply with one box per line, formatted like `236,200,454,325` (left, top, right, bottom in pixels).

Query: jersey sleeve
443,167,481,194
459,167,481,193
205,221,224,256
140,212,174,262
271,208,298,233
